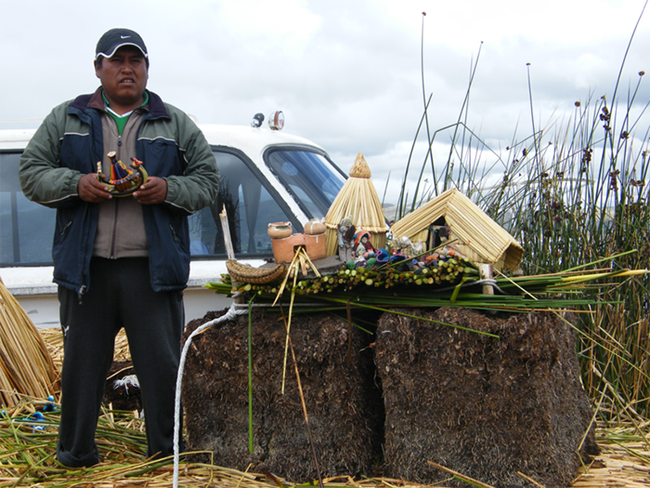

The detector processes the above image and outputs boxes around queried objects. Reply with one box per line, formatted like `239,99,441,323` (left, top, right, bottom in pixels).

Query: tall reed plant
395,8,650,421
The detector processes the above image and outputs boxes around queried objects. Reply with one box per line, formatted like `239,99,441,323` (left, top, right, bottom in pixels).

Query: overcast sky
2,0,648,203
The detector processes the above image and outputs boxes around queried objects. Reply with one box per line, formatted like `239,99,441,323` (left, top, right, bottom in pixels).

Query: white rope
173,302,248,488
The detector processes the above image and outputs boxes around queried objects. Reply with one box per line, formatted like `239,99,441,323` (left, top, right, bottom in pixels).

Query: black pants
56,257,184,467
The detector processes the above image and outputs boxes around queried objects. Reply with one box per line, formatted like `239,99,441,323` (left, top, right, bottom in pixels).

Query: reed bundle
39,327,132,375
325,153,389,255
212,257,644,318
0,278,59,408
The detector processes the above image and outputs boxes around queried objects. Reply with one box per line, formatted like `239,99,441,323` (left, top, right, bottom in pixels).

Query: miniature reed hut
390,188,523,271
324,153,389,256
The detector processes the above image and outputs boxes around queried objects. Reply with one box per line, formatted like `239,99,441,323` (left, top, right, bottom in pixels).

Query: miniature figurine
412,239,424,256
337,216,356,262
395,236,414,257
353,230,377,268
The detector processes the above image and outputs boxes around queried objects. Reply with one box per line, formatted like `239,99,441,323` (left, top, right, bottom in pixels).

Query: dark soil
182,307,383,482
374,307,599,488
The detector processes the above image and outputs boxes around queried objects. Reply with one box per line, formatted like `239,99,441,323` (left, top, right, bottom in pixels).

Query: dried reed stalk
0,278,59,407
40,327,132,370
0,403,648,488
325,153,389,255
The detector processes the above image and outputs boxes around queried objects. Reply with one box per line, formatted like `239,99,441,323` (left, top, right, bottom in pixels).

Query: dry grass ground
572,426,650,488
0,422,647,487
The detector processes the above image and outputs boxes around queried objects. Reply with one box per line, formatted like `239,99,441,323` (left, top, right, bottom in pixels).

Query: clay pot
304,219,326,235
268,222,292,239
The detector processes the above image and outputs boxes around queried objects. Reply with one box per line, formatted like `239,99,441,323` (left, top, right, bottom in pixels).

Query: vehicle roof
0,124,326,154
200,124,325,153
0,129,36,150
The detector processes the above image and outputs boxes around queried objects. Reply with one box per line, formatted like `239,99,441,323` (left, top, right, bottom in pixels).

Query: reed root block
374,307,599,488
182,308,382,482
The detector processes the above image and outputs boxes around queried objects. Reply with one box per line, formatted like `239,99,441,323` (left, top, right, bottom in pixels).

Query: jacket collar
69,86,170,120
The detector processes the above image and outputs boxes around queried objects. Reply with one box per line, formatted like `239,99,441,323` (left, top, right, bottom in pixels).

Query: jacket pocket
53,215,73,248
60,221,73,239
169,223,189,255
142,138,184,176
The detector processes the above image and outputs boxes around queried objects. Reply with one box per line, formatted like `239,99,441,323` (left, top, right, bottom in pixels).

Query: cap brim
95,42,148,60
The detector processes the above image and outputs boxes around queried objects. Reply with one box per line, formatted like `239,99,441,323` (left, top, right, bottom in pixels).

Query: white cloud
1,0,648,204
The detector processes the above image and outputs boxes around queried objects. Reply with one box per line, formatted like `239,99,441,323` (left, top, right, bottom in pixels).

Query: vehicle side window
187,150,296,258
1,148,296,265
0,152,56,265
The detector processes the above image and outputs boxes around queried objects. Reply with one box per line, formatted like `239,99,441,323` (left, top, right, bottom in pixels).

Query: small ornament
396,236,414,257
352,230,377,268
304,218,326,235
97,151,148,196
267,222,293,239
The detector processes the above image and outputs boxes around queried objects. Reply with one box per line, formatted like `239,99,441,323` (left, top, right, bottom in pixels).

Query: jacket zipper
60,221,73,238
109,133,122,259
170,224,179,242
78,284,86,304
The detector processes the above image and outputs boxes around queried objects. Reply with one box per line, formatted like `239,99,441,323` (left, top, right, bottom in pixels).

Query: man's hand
78,173,112,202
133,176,168,205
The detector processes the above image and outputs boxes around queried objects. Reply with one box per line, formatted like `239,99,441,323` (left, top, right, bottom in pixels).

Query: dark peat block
374,307,599,488
182,308,382,481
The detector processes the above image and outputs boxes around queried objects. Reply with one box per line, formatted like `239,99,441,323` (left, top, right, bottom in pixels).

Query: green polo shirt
102,91,149,135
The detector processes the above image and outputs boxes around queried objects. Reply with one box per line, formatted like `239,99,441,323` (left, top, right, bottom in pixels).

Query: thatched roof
324,153,389,255
391,188,523,271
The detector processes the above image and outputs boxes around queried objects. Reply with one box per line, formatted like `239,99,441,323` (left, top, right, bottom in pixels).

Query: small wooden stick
479,263,494,296
219,204,236,261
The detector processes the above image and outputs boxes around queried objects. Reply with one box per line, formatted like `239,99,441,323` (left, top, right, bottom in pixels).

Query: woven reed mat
571,430,650,488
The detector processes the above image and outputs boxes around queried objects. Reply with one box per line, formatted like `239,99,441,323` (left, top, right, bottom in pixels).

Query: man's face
95,46,148,113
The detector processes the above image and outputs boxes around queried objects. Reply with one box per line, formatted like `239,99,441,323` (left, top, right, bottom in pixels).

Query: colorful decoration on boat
97,151,148,196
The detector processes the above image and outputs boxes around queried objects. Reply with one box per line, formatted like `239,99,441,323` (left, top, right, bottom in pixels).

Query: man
19,28,219,467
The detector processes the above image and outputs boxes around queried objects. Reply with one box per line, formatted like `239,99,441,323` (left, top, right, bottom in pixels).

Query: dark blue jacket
19,88,219,295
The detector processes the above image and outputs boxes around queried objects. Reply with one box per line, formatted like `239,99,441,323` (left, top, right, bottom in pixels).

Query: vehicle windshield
188,148,303,259
265,148,346,219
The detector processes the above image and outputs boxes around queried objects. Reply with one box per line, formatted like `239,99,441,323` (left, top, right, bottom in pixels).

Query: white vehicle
0,119,346,327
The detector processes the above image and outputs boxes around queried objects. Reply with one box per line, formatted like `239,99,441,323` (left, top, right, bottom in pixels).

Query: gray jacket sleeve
163,107,220,214
19,102,83,207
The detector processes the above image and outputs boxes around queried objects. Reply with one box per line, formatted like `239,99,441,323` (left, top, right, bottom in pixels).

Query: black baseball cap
95,28,148,60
